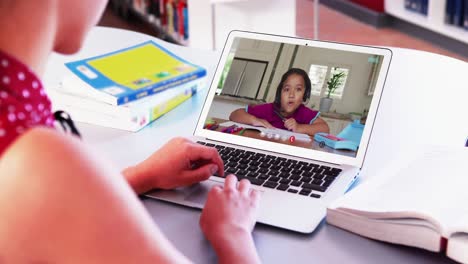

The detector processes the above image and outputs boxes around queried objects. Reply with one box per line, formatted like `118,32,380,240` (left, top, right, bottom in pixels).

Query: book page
447,213,468,263
447,232,468,263
330,146,468,236
448,211,468,236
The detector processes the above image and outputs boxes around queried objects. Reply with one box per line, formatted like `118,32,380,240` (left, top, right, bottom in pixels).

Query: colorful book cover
166,1,174,35
65,40,206,105
183,7,189,40
177,1,185,40
172,1,178,37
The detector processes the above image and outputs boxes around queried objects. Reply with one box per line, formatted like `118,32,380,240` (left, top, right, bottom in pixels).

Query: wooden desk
206,118,357,157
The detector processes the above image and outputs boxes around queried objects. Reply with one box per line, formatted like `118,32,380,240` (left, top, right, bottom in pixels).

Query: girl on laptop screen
230,68,329,136
0,0,260,263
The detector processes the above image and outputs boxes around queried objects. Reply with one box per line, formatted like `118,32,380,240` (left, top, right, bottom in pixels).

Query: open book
327,146,468,263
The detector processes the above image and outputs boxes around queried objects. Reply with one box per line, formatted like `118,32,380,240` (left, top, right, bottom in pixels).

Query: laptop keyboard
197,141,342,199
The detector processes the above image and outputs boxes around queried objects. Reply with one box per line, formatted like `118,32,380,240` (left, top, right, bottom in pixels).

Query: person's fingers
238,179,251,195
205,185,223,201
250,189,261,207
172,137,191,145
185,144,224,175
206,184,223,199
180,164,217,186
224,174,238,192
211,184,223,193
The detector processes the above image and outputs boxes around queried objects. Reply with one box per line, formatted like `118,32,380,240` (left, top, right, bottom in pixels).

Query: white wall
187,0,296,50
207,96,245,120
233,39,282,100
213,0,296,50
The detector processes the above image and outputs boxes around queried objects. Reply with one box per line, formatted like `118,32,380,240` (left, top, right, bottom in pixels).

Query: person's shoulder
297,104,319,116
247,102,274,113
249,102,273,110
1,127,83,169
296,104,319,123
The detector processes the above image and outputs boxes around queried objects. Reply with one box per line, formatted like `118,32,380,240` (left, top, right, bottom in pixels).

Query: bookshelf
385,0,468,45
110,0,296,51
110,0,189,45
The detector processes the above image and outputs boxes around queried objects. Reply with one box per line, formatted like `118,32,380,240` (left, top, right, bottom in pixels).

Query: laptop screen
196,32,391,167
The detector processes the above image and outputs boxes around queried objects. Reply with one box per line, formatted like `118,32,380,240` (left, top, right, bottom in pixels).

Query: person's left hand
124,137,224,193
284,118,299,132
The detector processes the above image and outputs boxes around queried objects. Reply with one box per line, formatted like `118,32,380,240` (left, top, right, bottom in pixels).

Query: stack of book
48,41,206,132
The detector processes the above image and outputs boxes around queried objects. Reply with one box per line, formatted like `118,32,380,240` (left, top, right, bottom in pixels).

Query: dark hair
274,68,311,106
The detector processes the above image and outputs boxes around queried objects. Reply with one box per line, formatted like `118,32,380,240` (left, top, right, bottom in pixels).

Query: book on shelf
63,40,205,106
49,77,206,132
453,0,465,27
405,0,427,15
326,146,468,263
133,0,188,43
446,0,455,24
421,0,428,15
465,0,468,29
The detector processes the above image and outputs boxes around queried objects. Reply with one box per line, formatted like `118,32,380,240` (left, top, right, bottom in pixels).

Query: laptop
146,31,392,233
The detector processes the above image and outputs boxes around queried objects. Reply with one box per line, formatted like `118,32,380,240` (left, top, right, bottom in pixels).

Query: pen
273,109,285,122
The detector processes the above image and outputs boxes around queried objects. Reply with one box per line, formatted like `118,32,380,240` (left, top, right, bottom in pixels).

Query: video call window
204,37,384,158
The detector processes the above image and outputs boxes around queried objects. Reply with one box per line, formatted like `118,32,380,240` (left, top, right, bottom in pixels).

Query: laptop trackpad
184,180,222,205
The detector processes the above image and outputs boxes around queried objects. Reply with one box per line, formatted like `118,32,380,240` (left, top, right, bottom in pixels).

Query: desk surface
45,27,467,263
207,118,356,157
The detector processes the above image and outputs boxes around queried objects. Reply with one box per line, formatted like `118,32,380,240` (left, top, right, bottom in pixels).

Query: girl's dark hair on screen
273,68,312,106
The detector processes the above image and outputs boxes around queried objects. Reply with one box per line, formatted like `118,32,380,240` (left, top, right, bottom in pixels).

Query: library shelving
110,0,296,50
385,0,467,45
110,0,189,46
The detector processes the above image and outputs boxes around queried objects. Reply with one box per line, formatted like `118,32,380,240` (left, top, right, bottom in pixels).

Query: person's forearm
229,109,257,125
297,122,330,136
211,227,260,264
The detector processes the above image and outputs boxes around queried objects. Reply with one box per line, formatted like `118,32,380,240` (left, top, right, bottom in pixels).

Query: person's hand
252,117,273,128
200,175,261,263
124,137,224,192
284,118,299,132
